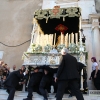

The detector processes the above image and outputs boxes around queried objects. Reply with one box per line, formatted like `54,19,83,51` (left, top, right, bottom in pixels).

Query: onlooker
89,57,99,80
89,57,100,89
10,65,16,72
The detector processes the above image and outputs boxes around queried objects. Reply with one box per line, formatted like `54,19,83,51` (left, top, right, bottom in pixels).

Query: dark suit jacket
77,62,86,72
38,65,58,78
56,53,79,80
28,72,43,87
4,70,24,88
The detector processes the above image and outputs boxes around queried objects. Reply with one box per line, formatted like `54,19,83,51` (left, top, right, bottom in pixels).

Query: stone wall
0,0,42,69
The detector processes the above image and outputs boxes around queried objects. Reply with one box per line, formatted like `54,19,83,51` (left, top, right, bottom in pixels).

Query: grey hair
61,48,68,55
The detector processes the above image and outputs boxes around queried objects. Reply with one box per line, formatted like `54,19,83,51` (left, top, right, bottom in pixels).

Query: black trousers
91,70,100,90
39,75,52,99
27,73,42,99
56,79,84,100
6,86,16,100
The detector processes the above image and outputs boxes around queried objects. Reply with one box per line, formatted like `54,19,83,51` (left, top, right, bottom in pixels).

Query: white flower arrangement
68,43,87,53
27,43,42,53
44,44,52,52
57,44,66,52
68,43,79,53
34,45,42,53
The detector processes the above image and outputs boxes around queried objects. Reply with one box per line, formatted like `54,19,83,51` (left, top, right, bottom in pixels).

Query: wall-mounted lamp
80,29,86,43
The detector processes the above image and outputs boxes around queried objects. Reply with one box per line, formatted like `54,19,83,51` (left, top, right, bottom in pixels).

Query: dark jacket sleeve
15,70,24,78
56,55,64,78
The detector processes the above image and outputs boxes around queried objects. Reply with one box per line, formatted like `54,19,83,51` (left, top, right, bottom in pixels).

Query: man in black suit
3,69,25,100
55,48,84,100
23,67,43,100
39,65,54,100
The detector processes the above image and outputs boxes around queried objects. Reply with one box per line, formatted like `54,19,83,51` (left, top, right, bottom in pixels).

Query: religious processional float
22,6,88,67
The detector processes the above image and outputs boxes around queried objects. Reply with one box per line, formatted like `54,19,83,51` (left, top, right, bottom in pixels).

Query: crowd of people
0,48,100,100
0,61,16,89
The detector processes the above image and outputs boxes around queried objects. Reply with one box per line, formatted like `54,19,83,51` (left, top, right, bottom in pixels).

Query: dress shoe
44,98,48,100
23,98,32,100
68,94,73,98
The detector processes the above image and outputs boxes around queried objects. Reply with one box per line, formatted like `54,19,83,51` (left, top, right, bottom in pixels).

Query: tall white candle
61,32,64,44
73,33,74,43
80,16,82,29
61,32,62,44
46,35,48,45
79,16,82,46
54,33,56,45
40,34,43,46
65,33,68,47
75,33,78,45
51,34,53,46
71,33,72,43
68,34,70,46
49,34,51,45
38,26,40,44
47,34,49,44
71,33,74,43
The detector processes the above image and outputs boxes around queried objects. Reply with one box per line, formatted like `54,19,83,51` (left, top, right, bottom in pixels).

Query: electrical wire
0,39,31,47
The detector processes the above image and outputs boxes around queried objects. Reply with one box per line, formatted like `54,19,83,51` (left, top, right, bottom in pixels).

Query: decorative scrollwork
34,7,81,20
